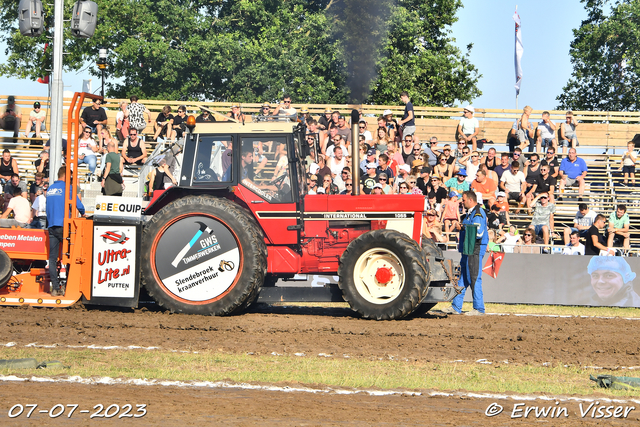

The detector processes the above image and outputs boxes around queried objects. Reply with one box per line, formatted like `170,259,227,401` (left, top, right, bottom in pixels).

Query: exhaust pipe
351,109,360,195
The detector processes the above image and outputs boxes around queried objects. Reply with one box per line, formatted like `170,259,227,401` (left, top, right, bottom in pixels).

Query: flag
513,7,523,96
483,251,505,279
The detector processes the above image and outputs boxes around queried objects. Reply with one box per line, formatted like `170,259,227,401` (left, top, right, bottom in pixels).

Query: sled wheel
0,249,12,288
338,229,430,320
141,195,266,315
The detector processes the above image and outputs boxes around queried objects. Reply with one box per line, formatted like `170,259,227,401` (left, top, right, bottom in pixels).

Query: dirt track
0,304,639,425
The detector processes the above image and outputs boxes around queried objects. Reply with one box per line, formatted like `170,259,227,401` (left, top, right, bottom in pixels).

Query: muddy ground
0,303,639,426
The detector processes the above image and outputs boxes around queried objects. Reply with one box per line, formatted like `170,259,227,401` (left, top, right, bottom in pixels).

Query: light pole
97,48,107,98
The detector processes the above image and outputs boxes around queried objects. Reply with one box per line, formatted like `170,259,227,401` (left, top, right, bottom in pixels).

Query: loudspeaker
18,0,44,37
70,1,98,38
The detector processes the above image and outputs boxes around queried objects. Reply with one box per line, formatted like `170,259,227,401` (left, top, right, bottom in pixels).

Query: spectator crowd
0,94,637,255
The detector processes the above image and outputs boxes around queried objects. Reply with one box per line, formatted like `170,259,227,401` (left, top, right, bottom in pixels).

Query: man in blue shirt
558,148,588,201
46,166,85,297
442,190,488,315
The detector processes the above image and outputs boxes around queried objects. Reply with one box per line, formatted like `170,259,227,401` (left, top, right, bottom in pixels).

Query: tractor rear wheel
140,195,266,316
338,229,430,320
421,235,444,258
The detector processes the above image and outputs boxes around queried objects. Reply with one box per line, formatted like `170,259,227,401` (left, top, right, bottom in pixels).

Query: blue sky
1,1,588,110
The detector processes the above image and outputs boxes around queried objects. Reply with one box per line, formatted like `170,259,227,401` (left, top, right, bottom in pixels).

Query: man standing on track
46,166,85,297
442,190,488,315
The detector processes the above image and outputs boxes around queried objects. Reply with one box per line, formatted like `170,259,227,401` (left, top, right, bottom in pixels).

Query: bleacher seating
2,95,640,252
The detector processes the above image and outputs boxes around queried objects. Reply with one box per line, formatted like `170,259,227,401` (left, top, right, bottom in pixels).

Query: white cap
496,191,506,198
475,191,483,205
309,163,319,174
366,162,377,169
464,105,474,114
399,164,410,172
373,183,383,189
317,187,326,194
383,109,392,116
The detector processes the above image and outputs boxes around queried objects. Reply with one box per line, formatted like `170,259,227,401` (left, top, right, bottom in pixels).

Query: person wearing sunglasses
514,226,541,254
529,192,556,248
444,168,469,198
77,127,100,174
376,173,392,194
321,174,339,195
458,150,481,183
339,179,353,195
272,94,297,118
358,119,372,141
80,98,108,146
397,182,410,194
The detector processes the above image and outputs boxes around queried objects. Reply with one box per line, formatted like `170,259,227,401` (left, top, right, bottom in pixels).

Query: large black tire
421,234,444,259
0,249,13,288
338,229,430,320
140,195,267,316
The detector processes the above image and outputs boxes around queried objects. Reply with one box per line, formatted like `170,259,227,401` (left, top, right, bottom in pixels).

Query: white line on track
1,374,639,404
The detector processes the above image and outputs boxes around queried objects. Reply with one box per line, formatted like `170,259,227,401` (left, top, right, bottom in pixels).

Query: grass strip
0,347,638,398
271,302,640,318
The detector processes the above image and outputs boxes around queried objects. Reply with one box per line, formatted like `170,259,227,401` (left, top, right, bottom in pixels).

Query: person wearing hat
307,174,318,195
272,94,297,117
493,191,511,226
587,257,640,307
196,108,216,123
360,148,378,174
318,108,332,132
227,103,245,122
423,208,445,243
382,110,399,141
394,164,411,193
362,162,378,194
0,96,22,138
25,101,46,139
299,107,311,126
456,105,480,151
445,169,470,198
398,91,415,137
371,182,384,195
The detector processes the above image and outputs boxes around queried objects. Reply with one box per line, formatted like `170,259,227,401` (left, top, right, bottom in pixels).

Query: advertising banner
152,216,241,302
92,225,137,298
0,229,47,255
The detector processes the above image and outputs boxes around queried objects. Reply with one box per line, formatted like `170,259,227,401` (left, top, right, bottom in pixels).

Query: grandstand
2,95,640,253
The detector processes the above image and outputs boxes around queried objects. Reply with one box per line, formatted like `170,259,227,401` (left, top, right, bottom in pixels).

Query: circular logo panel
153,215,241,302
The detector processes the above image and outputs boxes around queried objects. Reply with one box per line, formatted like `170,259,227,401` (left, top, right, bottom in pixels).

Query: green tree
557,0,640,111
0,0,480,106
367,0,481,106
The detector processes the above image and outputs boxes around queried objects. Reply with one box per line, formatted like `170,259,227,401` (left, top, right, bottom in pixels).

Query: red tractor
0,94,458,320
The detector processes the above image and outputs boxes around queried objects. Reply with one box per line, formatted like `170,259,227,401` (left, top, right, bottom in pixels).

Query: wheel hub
375,266,393,285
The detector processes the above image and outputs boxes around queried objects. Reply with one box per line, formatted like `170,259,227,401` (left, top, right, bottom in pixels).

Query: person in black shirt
80,98,108,145
399,91,415,137
153,105,174,141
540,148,560,178
171,106,188,140
585,214,614,256
196,110,216,123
